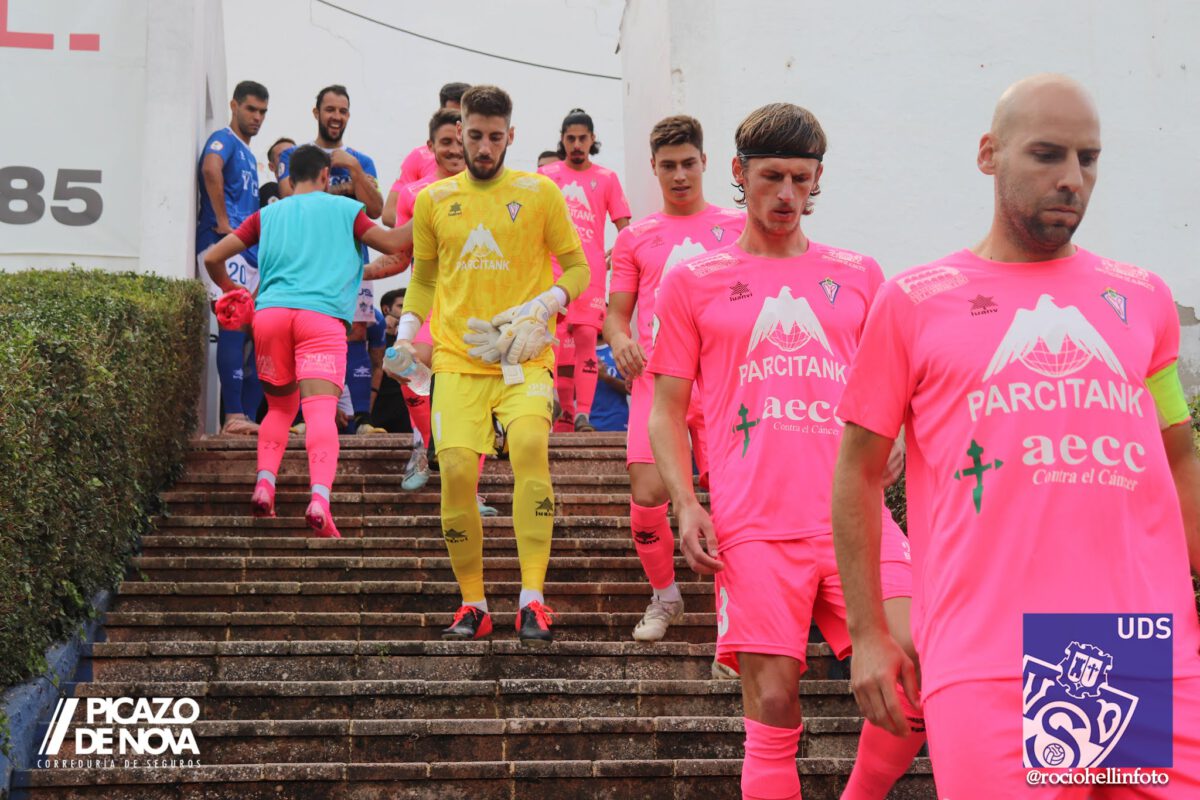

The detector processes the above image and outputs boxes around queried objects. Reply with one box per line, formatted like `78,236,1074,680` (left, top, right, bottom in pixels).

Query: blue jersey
196,127,259,253
367,308,387,349
278,144,378,264
589,344,629,432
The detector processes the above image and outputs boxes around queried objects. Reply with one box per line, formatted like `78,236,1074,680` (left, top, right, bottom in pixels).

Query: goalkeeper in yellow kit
396,85,588,645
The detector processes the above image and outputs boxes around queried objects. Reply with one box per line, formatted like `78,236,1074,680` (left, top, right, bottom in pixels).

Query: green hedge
0,269,206,687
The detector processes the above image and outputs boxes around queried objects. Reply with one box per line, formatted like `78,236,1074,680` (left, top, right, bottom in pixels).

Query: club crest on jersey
983,294,1126,382
1023,614,1172,769
506,201,522,222
747,287,832,355
1102,288,1128,323
711,225,725,242
589,179,598,190
819,277,840,305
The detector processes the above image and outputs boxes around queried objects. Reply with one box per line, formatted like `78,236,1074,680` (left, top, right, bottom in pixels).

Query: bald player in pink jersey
539,109,631,432
834,74,1200,798
650,104,923,800
605,114,744,643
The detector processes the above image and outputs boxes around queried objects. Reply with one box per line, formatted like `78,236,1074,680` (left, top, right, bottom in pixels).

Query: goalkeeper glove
463,318,504,363
491,287,568,364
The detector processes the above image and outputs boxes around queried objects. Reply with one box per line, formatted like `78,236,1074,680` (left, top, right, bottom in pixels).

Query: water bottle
383,346,432,396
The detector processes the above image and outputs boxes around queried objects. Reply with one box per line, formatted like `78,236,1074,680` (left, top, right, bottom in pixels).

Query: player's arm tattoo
362,253,408,282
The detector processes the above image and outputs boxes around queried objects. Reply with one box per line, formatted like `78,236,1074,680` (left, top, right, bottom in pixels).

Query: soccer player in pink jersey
539,109,631,432
383,82,469,227
650,104,923,800
834,74,1200,797
605,115,745,642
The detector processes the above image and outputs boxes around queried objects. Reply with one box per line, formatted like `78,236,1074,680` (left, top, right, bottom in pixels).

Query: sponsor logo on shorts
633,529,659,545
969,294,999,316
952,439,1003,514
1023,613,1172,769
732,402,759,457
729,281,752,302
535,498,554,518
256,356,277,381
443,528,468,544
1102,288,1128,323
297,352,337,376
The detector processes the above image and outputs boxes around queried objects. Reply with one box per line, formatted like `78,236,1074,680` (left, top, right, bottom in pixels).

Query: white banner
0,0,147,258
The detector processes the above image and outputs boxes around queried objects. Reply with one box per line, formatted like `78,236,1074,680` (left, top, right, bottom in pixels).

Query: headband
737,149,823,162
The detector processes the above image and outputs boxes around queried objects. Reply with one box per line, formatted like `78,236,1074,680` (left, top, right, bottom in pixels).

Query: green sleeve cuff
1147,362,1190,428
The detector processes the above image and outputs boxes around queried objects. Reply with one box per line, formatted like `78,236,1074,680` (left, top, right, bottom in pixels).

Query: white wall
621,0,1200,387
222,0,625,298
0,0,224,279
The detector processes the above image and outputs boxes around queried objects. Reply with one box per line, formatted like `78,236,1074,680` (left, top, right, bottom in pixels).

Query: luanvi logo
729,282,753,302
633,530,660,545
443,528,468,543
535,498,555,517
37,697,201,767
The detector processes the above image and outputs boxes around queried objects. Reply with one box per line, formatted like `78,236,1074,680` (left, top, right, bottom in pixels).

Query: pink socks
841,689,926,799
301,394,340,538
742,718,802,799
402,383,432,445
572,326,599,416
253,391,300,517
630,501,675,589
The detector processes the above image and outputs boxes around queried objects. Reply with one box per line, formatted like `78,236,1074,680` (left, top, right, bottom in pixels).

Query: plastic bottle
383,346,432,396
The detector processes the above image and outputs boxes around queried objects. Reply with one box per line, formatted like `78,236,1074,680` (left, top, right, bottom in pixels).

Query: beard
465,146,507,181
318,120,344,144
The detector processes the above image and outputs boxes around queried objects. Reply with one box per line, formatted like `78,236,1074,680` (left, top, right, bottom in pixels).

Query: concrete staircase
12,433,935,799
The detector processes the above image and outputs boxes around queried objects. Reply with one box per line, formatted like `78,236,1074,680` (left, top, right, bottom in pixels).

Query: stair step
139,536,655,559
11,758,935,800
81,640,843,684
129,554,710,584
103,611,726,644
188,432,629,450
111,580,719,615
150,514,635,540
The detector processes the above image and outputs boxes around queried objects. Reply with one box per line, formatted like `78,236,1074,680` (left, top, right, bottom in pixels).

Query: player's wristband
397,312,421,342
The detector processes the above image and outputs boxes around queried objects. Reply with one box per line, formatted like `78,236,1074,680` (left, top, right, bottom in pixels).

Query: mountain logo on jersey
819,278,840,305
560,182,591,210
456,224,509,271
747,287,832,355
983,294,1126,382
665,237,707,274
1102,288,1128,323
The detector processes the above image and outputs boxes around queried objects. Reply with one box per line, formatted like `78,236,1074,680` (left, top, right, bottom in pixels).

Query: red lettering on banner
0,0,100,51
0,0,53,49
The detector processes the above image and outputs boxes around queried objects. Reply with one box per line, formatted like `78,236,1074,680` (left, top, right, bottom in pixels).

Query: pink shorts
566,284,606,329
925,677,1200,798
714,523,912,674
627,372,709,484
252,307,347,387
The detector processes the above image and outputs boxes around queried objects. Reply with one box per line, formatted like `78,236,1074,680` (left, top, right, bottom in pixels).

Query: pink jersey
610,204,746,356
394,176,432,227
838,247,1200,699
650,241,887,549
398,144,437,187
538,161,631,285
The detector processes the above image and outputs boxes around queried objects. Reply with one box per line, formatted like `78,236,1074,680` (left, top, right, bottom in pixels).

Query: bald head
990,73,1099,147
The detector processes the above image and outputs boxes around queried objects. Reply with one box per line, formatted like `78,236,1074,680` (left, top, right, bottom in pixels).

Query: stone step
110,580,719,615
101,611,724,644
10,759,936,800
138,535,655,559
130,554,710,584
159,490,686,518
167,471,663,494
188,432,629,451
57,674,854,720
151,515,635,540
80,640,843,685
43,715,864,763
181,448,630,477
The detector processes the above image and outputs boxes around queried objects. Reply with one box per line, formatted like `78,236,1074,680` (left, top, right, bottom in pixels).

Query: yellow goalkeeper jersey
412,168,583,375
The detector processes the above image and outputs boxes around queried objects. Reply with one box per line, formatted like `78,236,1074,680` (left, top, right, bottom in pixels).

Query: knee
630,480,669,508
439,448,479,492
751,685,801,726
506,419,549,472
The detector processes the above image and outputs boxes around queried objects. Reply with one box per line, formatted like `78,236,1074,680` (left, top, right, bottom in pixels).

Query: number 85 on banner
0,166,102,226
